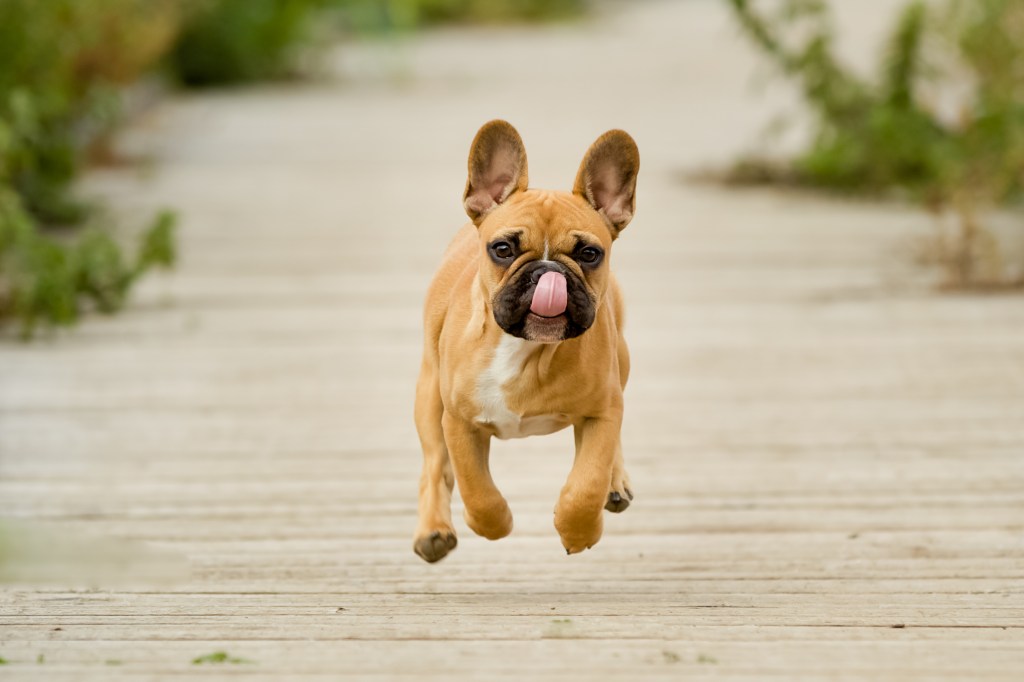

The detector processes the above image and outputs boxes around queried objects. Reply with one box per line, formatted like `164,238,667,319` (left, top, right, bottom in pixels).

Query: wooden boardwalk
1,1,1022,679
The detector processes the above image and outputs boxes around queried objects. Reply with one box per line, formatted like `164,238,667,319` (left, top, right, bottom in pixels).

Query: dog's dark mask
492,260,596,343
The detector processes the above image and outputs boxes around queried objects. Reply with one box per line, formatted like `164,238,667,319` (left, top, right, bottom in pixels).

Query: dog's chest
474,335,570,440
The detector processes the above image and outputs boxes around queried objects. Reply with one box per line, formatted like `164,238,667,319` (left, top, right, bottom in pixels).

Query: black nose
529,261,564,283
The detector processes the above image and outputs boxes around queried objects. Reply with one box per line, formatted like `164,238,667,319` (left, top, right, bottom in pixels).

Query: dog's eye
490,241,515,261
577,246,603,265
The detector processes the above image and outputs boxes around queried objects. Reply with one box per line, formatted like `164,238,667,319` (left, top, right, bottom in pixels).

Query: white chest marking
475,334,566,440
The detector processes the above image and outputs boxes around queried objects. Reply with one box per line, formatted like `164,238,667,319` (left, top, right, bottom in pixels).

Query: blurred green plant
170,0,323,86
0,190,177,338
0,0,181,337
0,0,182,221
166,0,589,87
726,0,1024,289
358,0,587,28
191,651,252,665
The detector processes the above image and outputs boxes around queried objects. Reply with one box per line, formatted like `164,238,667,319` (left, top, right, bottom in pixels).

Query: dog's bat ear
573,130,639,237
463,120,529,224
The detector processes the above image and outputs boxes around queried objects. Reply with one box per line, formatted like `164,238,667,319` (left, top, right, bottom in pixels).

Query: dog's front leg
442,412,513,540
555,414,620,554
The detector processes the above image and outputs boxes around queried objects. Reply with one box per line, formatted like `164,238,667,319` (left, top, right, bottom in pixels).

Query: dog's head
463,120,639,343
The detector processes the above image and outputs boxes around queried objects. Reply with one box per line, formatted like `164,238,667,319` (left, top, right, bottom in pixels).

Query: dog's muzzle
492,260,595,342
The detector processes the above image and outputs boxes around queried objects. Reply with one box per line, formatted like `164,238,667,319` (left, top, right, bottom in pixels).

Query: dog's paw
556,517,603,555
605,467,634,514
413,530,458,563
604,486,634,513
554,497,604,555
463,498,513,540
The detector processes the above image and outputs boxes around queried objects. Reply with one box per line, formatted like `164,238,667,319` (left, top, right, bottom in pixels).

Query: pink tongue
530,271,568,317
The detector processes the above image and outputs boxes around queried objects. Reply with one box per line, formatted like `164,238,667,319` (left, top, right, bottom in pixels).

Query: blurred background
1,0,1022,676
1,0,1022,336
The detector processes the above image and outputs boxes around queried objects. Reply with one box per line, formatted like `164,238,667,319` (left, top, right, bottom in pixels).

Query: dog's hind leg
606,332,633,513
605,441,633,513
413,361,458,563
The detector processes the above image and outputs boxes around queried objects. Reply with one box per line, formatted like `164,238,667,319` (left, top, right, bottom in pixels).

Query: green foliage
332,0,585,33
192,651,252,665
0,0,181,222
166,0,588,86
391,0,586,25
170,0,322,86
0,0,182,337
0,88,90,225
727,0,1024,288
0,191,177,338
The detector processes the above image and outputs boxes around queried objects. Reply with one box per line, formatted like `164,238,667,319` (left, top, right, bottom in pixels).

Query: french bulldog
413,120,639,563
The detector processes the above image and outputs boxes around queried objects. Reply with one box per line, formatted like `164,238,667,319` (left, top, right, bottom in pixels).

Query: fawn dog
413,120,639,562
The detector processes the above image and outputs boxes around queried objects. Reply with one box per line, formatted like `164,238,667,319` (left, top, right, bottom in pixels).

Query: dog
413,120,639,563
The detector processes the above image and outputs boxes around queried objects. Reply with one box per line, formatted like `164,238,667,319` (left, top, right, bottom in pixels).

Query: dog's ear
464,120,529,224
573,130,639,237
